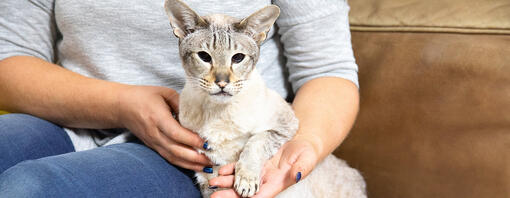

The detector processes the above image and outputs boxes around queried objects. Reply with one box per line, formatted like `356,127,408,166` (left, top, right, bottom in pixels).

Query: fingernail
296,172,302,183
208,186,218,189
203,166,213,174
203,141,210,150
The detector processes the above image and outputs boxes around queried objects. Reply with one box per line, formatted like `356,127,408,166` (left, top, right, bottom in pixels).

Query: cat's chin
208,94,233,104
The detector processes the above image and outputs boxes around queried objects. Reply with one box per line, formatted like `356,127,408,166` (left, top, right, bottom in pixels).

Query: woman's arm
0,0,124,128
0,56,126,128
290,76,359,177
294,77,359,160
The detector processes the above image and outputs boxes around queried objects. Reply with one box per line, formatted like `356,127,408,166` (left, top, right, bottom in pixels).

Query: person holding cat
0,0,359,197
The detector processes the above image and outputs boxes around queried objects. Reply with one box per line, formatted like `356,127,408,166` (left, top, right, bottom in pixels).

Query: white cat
164,0,366,197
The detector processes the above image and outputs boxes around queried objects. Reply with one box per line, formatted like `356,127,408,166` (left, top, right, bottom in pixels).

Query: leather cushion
334,32,510,198
349,0,510,34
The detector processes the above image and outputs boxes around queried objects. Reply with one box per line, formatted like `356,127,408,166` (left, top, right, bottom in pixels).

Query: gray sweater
0,0,358,151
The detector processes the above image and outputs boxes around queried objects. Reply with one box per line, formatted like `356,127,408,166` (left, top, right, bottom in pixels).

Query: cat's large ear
236,5,280,45
164,0,207,39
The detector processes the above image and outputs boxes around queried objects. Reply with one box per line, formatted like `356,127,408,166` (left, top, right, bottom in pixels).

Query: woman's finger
154,144,208,172
157,114,206,149
218,163,235,175
149,135,210,166
161,139,211,165
148,117,211,167
209,175,235,188
211,189,240,198
168,158,207,172
252,177,286,198
160,88,180,114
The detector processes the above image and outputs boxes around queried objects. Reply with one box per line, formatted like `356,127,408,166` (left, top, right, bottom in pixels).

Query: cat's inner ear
164,0,207,39
236,5,280,44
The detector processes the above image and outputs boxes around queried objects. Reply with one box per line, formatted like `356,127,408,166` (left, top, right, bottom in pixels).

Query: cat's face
164,0,279,103
177,16,259,101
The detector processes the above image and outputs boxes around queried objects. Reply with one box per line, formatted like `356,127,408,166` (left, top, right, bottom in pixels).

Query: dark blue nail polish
208,186,218,189
203,142,210,150
203,166,213,174
296,172,302,183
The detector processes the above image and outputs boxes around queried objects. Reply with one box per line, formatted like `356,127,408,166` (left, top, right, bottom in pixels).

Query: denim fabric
0,114,201,197
0,113,75,173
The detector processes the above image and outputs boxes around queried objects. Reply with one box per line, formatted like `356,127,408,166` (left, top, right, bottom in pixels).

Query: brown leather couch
333,0,510,197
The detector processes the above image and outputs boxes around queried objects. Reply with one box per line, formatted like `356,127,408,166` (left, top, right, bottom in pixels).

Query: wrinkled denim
0,114,200,197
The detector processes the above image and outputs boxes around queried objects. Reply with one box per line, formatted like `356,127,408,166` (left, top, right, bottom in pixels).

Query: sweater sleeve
273,0,359,92
0,0,57,62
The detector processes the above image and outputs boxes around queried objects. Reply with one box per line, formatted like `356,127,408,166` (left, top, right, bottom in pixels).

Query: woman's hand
117,85,212,171
209,138,320,198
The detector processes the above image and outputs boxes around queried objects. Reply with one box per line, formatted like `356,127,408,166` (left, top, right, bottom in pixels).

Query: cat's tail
277,154,366,198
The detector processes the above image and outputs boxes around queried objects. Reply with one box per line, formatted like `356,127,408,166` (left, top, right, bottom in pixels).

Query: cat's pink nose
217,81,227,88
215,73,230,88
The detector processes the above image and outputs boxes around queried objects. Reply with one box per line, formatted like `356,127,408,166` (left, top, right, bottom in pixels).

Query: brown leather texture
349,0,510,34
334,32,510,198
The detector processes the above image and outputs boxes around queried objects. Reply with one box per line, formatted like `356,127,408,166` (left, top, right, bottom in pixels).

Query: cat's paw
234,168,260,197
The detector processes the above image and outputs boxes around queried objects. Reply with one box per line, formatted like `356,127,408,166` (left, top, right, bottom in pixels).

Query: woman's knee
0,113,42,126
0,113,63,135
0,114,69,141
1,144,202,197
0,114,74,173
0,160,76,197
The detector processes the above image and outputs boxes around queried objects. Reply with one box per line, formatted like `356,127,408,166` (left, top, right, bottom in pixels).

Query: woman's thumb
288,149,317,184
161,88,180,113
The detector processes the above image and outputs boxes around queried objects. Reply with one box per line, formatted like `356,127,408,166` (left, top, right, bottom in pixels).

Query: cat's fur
164,0,366,197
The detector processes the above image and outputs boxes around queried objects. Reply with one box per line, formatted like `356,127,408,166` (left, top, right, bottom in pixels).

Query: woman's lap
0,113,75,173
0,114,201,197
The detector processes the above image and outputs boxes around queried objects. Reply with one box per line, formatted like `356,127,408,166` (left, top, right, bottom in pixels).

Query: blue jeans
0,114,201,197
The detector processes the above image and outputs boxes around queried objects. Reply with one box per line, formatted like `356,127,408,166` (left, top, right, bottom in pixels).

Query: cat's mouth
212,90,232,97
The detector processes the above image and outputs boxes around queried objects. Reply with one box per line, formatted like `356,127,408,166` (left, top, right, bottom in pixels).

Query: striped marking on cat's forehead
206,26,238,51
201,14,242,51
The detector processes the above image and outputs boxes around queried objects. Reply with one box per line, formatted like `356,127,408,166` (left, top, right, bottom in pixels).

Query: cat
164,0,366,197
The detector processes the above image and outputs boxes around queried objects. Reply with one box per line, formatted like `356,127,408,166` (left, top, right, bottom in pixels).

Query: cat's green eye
232,53,245,64
197,51,212,63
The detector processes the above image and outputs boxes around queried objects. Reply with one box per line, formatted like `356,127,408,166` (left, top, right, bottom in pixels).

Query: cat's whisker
187,76,215,92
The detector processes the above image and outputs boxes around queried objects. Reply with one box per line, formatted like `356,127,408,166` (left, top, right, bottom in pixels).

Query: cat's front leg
234,130,292,197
